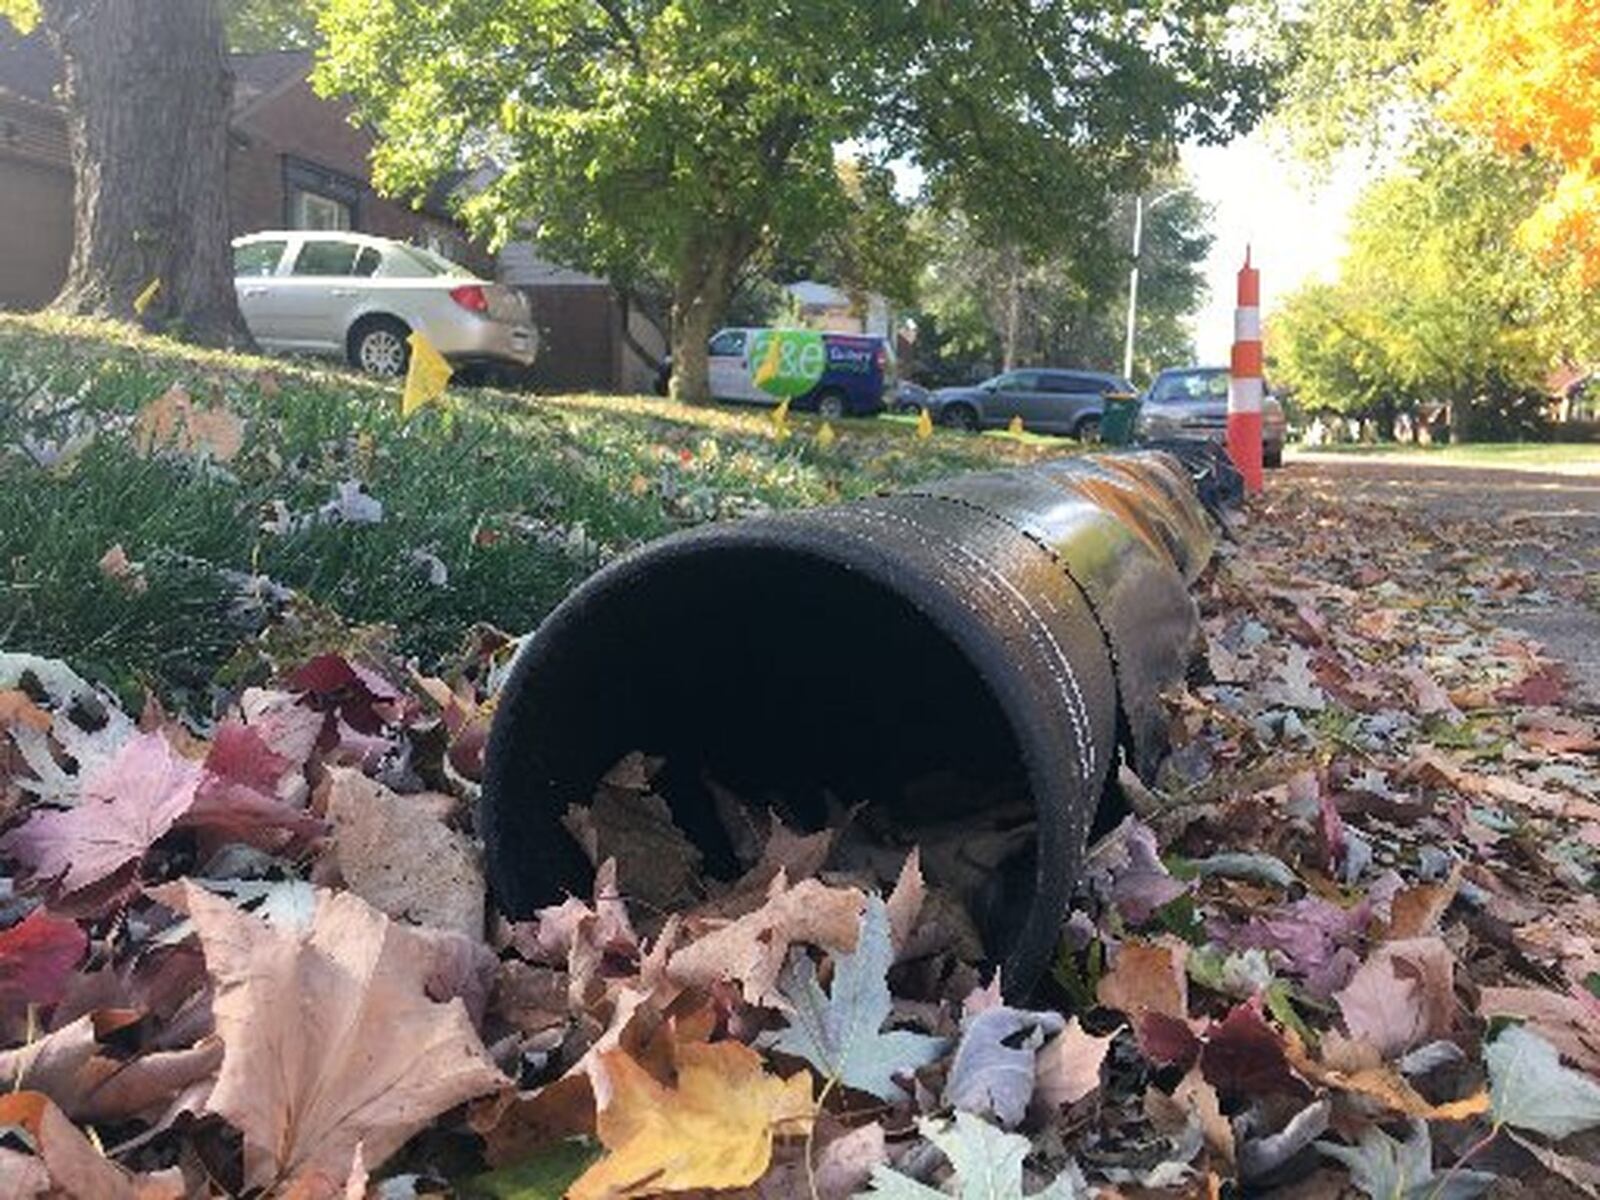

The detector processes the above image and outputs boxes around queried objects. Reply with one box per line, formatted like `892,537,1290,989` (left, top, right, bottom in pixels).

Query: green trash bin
1099,391,1142,446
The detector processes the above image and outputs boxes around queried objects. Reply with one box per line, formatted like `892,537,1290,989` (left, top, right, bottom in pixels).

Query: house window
282,155,362,231
291,189,352,231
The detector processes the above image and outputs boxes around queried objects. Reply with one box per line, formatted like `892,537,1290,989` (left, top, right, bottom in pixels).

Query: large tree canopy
917,184,1212,384
316,0,1274,400
1270,142,1572,438
1432,0,1600,284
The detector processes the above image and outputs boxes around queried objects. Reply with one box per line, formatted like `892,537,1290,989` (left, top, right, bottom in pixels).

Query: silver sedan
232,231,538,379
1137,366,1288,467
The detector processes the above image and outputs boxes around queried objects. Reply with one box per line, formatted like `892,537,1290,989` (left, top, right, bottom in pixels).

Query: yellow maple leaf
568,1041,813,1199
915,407,933,440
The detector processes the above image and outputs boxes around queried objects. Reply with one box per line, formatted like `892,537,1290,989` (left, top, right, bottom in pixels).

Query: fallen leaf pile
1,469,1599,1198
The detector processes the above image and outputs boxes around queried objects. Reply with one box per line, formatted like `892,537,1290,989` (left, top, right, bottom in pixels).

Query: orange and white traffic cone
1228,248,1264,494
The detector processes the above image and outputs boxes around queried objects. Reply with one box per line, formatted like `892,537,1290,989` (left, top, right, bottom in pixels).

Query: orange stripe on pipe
1231,341,1263,377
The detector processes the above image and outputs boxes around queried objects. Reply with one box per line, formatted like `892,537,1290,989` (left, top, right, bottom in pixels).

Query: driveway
1278,457,1600,704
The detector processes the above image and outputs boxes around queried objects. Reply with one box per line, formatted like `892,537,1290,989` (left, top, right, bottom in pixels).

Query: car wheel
349,316,411,379
896,401,922,415
1074,415,1102,444
1264,442,1284,469
815,389,847,421
943,404,980,432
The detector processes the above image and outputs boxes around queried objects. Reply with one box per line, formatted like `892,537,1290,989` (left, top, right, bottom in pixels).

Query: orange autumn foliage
1435,0,1600,280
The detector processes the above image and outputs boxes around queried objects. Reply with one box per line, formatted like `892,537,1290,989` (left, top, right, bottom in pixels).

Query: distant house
1548,364,1598,425
783,280,892,337
0,31,484,312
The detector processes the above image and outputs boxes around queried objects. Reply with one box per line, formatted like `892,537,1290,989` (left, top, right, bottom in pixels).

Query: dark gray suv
926,368,1134,439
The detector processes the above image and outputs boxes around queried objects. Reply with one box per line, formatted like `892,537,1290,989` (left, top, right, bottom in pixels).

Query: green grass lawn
1288,440,1600,473
0,314,1059,706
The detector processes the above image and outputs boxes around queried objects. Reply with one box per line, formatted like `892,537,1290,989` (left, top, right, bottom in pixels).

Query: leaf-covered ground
3,327,1600,1197
0,314,1049,709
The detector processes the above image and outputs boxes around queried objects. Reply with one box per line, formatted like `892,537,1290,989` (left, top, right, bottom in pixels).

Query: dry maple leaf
321,768,485,938
1033,1018,1117,1113
1478,986,1600,1078
1,732,202,894
1335,937,1456,1058
0,907,86,1033
1282,1029,1487,1121
156,879,505,1190
0,1090,186,1199
667,874,864,1006
0,1011,223,1127
132,384,245,463
1096,937,1189,1022
568,1040,813,1200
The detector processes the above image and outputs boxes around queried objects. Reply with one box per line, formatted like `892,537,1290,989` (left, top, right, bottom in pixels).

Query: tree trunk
1000,247,1022,371
42,0,252,348
669,239,740,404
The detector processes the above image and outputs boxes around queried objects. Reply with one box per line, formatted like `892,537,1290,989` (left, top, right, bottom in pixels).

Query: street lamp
1121,188,1183,383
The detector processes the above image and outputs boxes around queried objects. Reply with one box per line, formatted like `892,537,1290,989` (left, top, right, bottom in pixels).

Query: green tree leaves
0,0,39,32
312,0,1274,398
1269,141,1571,434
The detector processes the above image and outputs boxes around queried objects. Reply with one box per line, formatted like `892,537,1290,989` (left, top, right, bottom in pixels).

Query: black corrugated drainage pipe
482,449,1216,996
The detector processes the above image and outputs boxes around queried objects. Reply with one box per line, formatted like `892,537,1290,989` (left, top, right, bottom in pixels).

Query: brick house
1,30,668,391
0,31,486,312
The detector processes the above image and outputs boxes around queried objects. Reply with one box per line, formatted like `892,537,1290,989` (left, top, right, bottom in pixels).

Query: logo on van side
750,330,826,397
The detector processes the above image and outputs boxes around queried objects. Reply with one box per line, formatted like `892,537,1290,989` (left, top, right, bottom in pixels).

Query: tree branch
595,0,642,65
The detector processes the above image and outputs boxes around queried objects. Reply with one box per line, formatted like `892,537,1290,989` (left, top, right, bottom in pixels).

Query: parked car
925,368,1135,439
894,379,932,413
231,231,538,380
1135,366,1288,467
655,327,895,418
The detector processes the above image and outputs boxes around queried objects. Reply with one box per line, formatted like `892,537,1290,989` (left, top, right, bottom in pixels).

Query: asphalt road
1281,457,1600,705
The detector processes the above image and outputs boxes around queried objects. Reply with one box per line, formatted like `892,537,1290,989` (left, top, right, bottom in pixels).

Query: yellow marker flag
403,331,453,417
816,421,836,449
770,397,791,432
1008,414,1024,435
132,277,161,316
915,407,934,440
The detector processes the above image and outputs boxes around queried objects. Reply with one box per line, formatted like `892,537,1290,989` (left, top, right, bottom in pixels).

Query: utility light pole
1121,188,1183,383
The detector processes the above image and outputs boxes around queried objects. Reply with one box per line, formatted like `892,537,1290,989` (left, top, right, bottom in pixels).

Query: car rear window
375,244,471,278
292,240,361,276
1152,372,1228,403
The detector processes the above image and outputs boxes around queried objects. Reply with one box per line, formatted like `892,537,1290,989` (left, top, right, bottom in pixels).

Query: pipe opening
489,538,1044,959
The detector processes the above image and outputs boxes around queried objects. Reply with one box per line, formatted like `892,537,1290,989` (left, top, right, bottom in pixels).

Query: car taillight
875,345,887,370
449,284,489,314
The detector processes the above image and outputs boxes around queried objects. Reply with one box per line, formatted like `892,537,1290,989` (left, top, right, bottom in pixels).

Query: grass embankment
1289,440,1600,474
0,315,1055,705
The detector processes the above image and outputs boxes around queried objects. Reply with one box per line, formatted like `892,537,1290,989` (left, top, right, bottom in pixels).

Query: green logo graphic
749,330,825,398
